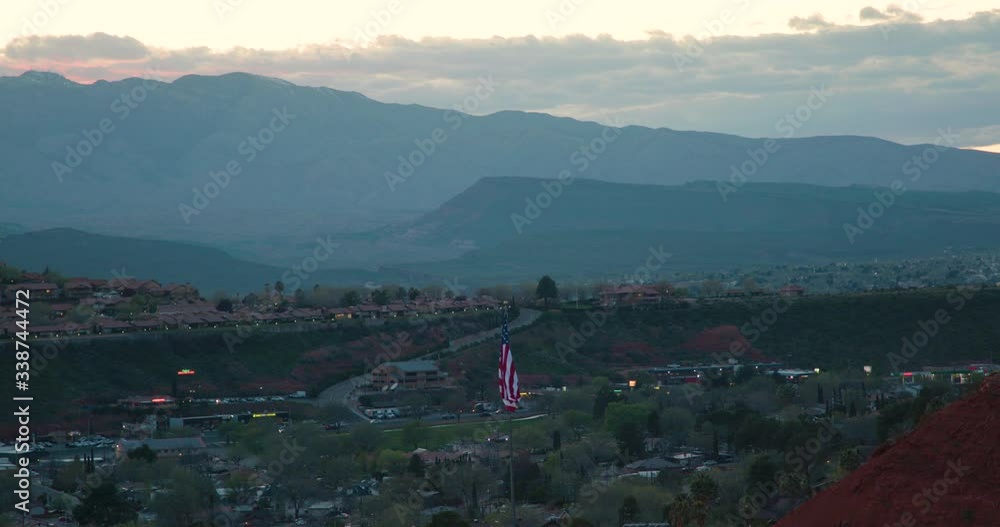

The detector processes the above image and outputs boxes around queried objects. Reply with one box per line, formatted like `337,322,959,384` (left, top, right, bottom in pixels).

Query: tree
400,421,429,449
647,409,662,437
618,495,639,525
372,289,390,305
127,444,157,463
666,493,700,527
150,469,215,527
700,279,723,298
427,511,470,527
535,275,559,308
52,459,86,493
615,421,645,458
747,456,778,489
817,384,825,404
294,288,307,305
407,453,426,477
349,422,384,452
73,481,137,527
341,290,360,307
274,280,285,295
777,384,796,406
216,298,234,312
242,293,259,306
224,472,256,504
689,472,719,504
408,287,421,301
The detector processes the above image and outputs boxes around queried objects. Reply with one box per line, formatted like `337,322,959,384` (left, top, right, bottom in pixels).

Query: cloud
859,5,924,23
885,5,924,23
1,11,998,146
860,7,890,20
4,32,149,61
788,14,834,31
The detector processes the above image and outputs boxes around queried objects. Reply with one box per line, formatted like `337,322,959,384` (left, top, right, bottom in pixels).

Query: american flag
498,309,519,412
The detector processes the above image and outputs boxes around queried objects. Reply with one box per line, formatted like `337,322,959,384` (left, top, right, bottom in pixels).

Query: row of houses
0,296,505,339
1,277,200,303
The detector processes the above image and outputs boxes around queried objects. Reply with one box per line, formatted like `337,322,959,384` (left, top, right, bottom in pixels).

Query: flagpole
509,405,516,527
500,303,516,526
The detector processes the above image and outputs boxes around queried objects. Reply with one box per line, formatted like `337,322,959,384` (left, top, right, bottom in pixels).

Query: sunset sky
2,0,999,150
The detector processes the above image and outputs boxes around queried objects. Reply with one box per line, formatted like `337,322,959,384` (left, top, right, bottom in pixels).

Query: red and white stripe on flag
498,343,519,411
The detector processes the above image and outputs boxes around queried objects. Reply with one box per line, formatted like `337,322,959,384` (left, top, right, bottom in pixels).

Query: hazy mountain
7,179,1000,290
2,70,999,267
393,178,1000,282
0,228,429,293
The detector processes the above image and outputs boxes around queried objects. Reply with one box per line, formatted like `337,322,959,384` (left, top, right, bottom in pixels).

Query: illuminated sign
864,365,873,374
252,413,277,418
177,369,196,375
628,380,637,388
151,398,167,403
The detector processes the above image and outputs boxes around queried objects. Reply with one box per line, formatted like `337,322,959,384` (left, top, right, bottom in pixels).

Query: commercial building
371,360,444,390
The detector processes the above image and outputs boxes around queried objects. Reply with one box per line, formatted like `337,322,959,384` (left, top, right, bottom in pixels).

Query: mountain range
6,179,1000,290
2,70,1000,270
3,70,1000,288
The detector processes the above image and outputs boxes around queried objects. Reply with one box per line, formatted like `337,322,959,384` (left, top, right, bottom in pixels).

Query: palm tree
667,493,693,527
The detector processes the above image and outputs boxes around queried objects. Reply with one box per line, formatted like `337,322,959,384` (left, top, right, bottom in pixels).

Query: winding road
315,308,543,420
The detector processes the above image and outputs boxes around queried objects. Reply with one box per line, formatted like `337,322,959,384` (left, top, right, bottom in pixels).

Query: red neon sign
177,369,196,375
151,398,167,403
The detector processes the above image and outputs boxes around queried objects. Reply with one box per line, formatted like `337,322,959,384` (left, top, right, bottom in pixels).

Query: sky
2,0,999,150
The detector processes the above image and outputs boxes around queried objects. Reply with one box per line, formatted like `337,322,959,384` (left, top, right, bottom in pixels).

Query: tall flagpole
509,405,516,526
506,305,517,527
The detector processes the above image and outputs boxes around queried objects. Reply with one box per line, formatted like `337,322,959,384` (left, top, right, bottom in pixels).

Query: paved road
314,308,542,418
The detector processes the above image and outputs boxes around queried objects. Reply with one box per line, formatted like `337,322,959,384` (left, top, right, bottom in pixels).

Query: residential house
162,283,199,301
779,284,806,297
5,282,59,301
116,436,206,458
63,280,94,299
598,284,666,308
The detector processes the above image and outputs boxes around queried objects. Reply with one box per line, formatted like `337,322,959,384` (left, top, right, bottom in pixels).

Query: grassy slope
451,287,1000,388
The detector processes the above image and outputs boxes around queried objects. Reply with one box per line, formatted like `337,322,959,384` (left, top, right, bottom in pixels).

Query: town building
371,360,445,390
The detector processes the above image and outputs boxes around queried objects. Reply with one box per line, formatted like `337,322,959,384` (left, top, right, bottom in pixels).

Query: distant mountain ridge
7,180,1000,290
0,228,428,293
1,70,999,266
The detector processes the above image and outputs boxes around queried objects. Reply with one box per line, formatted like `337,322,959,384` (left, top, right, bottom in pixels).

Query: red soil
776,374,1000,526
679,325,770,362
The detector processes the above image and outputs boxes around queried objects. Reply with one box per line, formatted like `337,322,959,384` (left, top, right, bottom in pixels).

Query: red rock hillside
679,325,771,362
776,374,1000,526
